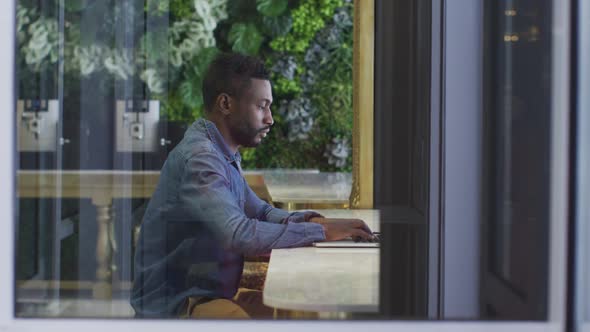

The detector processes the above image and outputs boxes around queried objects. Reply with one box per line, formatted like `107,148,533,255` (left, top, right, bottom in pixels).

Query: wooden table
263,209,380,314
17,170,271,299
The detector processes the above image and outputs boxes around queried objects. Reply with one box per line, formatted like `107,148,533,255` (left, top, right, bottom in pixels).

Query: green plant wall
16,0,353,172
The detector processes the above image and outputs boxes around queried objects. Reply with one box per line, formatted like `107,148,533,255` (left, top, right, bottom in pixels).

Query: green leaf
170,0,193,19
180,47,220,110
261,15,292,37
184,47,220,77
140,31,168,64
256,0,288,17
179,80,203,110
228,23,263,55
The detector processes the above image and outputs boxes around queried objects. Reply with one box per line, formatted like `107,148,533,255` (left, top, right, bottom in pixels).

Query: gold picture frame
350,0,374,209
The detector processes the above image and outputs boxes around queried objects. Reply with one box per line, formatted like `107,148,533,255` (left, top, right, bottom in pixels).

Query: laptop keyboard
352,232,380,243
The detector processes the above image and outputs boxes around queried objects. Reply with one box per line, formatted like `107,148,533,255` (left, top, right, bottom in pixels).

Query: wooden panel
350,0,375,209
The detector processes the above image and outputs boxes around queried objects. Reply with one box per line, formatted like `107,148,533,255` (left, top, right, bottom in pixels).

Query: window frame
574,0,590,331
0,0,570,330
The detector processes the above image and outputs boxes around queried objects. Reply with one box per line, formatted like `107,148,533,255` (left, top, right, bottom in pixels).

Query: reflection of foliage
153,45,219,121
270,0,343,53
16,0,228,109
324,136,350,168
17,4,59,72
261,15,293,38
22,16,59,71
278,98,315,141
178,47,220,111
256,0,289,17
140,0,228,102
236,0,353,172
15,0,354,171
160,90,203,122
269,55,301,96
228,23,263,55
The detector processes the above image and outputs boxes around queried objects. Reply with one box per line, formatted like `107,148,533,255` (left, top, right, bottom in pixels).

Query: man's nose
264,109,274,126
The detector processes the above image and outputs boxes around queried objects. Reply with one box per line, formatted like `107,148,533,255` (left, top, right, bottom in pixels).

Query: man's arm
242,181,323,224
179,152,325,255
241,177,376,241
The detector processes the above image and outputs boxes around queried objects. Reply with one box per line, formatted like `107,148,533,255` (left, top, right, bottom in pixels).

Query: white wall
442,0,483,319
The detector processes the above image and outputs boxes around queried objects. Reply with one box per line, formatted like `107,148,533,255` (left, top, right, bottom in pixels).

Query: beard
231,119,269,148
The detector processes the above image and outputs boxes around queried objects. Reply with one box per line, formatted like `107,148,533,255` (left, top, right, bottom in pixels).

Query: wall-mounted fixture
17,99,59,152
115,99,159,152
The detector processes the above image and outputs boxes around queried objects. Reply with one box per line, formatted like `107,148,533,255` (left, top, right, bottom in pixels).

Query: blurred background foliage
16,0,353,171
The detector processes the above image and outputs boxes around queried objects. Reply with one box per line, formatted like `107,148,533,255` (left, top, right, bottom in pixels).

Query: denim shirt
131,119,326,317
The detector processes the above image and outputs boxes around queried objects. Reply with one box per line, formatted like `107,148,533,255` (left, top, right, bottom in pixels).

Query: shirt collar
198,119,242,164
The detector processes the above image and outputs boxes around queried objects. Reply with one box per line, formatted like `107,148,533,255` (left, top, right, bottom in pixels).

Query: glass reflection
14,0,363,319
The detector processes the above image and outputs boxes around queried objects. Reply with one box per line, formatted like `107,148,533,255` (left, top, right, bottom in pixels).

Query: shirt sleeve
243,181,325,224
179,152,326,256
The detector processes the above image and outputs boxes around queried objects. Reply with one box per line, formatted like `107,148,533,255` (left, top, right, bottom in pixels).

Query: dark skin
206,78,375,242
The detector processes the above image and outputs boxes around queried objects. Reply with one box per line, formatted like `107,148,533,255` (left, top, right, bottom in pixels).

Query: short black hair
202,53,270,113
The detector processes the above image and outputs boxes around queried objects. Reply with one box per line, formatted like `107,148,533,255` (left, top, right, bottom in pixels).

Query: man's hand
309,217,374,242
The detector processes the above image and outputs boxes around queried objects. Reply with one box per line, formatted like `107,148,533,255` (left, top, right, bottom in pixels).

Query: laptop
312,232,380,248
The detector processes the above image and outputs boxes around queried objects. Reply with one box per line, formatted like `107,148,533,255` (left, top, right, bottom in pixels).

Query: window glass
14,0,362,319
12,0,559,322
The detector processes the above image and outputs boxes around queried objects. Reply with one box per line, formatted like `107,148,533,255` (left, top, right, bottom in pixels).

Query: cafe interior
7,0,588,330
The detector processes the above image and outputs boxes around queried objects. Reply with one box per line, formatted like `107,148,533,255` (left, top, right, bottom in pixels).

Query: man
131,53,374,319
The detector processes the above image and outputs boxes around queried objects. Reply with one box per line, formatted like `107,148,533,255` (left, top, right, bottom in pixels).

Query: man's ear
216,93,232,115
